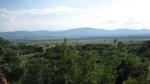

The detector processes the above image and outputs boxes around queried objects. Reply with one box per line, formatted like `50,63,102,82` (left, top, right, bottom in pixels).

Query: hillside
0,28,150,40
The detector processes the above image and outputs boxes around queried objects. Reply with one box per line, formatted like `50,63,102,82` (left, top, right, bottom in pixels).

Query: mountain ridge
0,28,150,40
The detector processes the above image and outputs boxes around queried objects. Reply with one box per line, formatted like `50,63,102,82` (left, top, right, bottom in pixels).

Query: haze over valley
0,28,150,40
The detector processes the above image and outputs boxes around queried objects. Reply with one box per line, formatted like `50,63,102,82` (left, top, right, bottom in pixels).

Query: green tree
0,48,23,83
20,58,43,84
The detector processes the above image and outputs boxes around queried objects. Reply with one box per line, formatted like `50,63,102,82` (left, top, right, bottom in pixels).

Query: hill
0,28,150,40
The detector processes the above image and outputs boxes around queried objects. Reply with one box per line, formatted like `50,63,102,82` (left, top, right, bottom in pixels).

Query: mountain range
0,28,150,40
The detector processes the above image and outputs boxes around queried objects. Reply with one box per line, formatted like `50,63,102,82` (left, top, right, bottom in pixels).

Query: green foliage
0,42,23,83
123,77,139,84
20,58,43,84
0,37,149,84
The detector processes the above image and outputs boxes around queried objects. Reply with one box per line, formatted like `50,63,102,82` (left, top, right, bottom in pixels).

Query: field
11,38,148,45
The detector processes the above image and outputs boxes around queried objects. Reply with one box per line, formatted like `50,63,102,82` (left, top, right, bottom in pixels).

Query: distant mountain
0,28,150,40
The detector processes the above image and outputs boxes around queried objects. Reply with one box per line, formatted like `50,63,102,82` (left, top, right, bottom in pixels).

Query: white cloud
0,9,9,16
1,0,150,31
62,0,150,29
0,6,81,31
30,5,81,15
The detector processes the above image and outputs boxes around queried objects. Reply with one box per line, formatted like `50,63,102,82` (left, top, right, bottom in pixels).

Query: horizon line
0,27,150,32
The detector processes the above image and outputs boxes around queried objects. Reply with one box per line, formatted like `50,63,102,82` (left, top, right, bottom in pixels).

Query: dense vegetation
0,37,149,84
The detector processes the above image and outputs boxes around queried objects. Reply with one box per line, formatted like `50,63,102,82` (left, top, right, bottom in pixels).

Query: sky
0,0,150,31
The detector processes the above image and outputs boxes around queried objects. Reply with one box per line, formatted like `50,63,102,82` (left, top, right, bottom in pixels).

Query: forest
0,37,149,84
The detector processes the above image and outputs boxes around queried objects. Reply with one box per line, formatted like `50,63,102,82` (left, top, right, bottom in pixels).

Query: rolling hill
0,28,150,40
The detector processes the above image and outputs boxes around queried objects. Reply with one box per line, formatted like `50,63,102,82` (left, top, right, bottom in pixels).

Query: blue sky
0,0,150,31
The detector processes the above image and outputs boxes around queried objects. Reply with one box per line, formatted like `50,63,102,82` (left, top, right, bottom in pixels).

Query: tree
123,77,139,84
0,48,23,83
20,58,43,84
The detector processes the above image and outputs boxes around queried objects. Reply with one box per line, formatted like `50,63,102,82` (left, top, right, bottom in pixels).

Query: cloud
1,0,150,31
0,6,83,31
0,5,80,16
0,9,9,16
30,5,81,15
